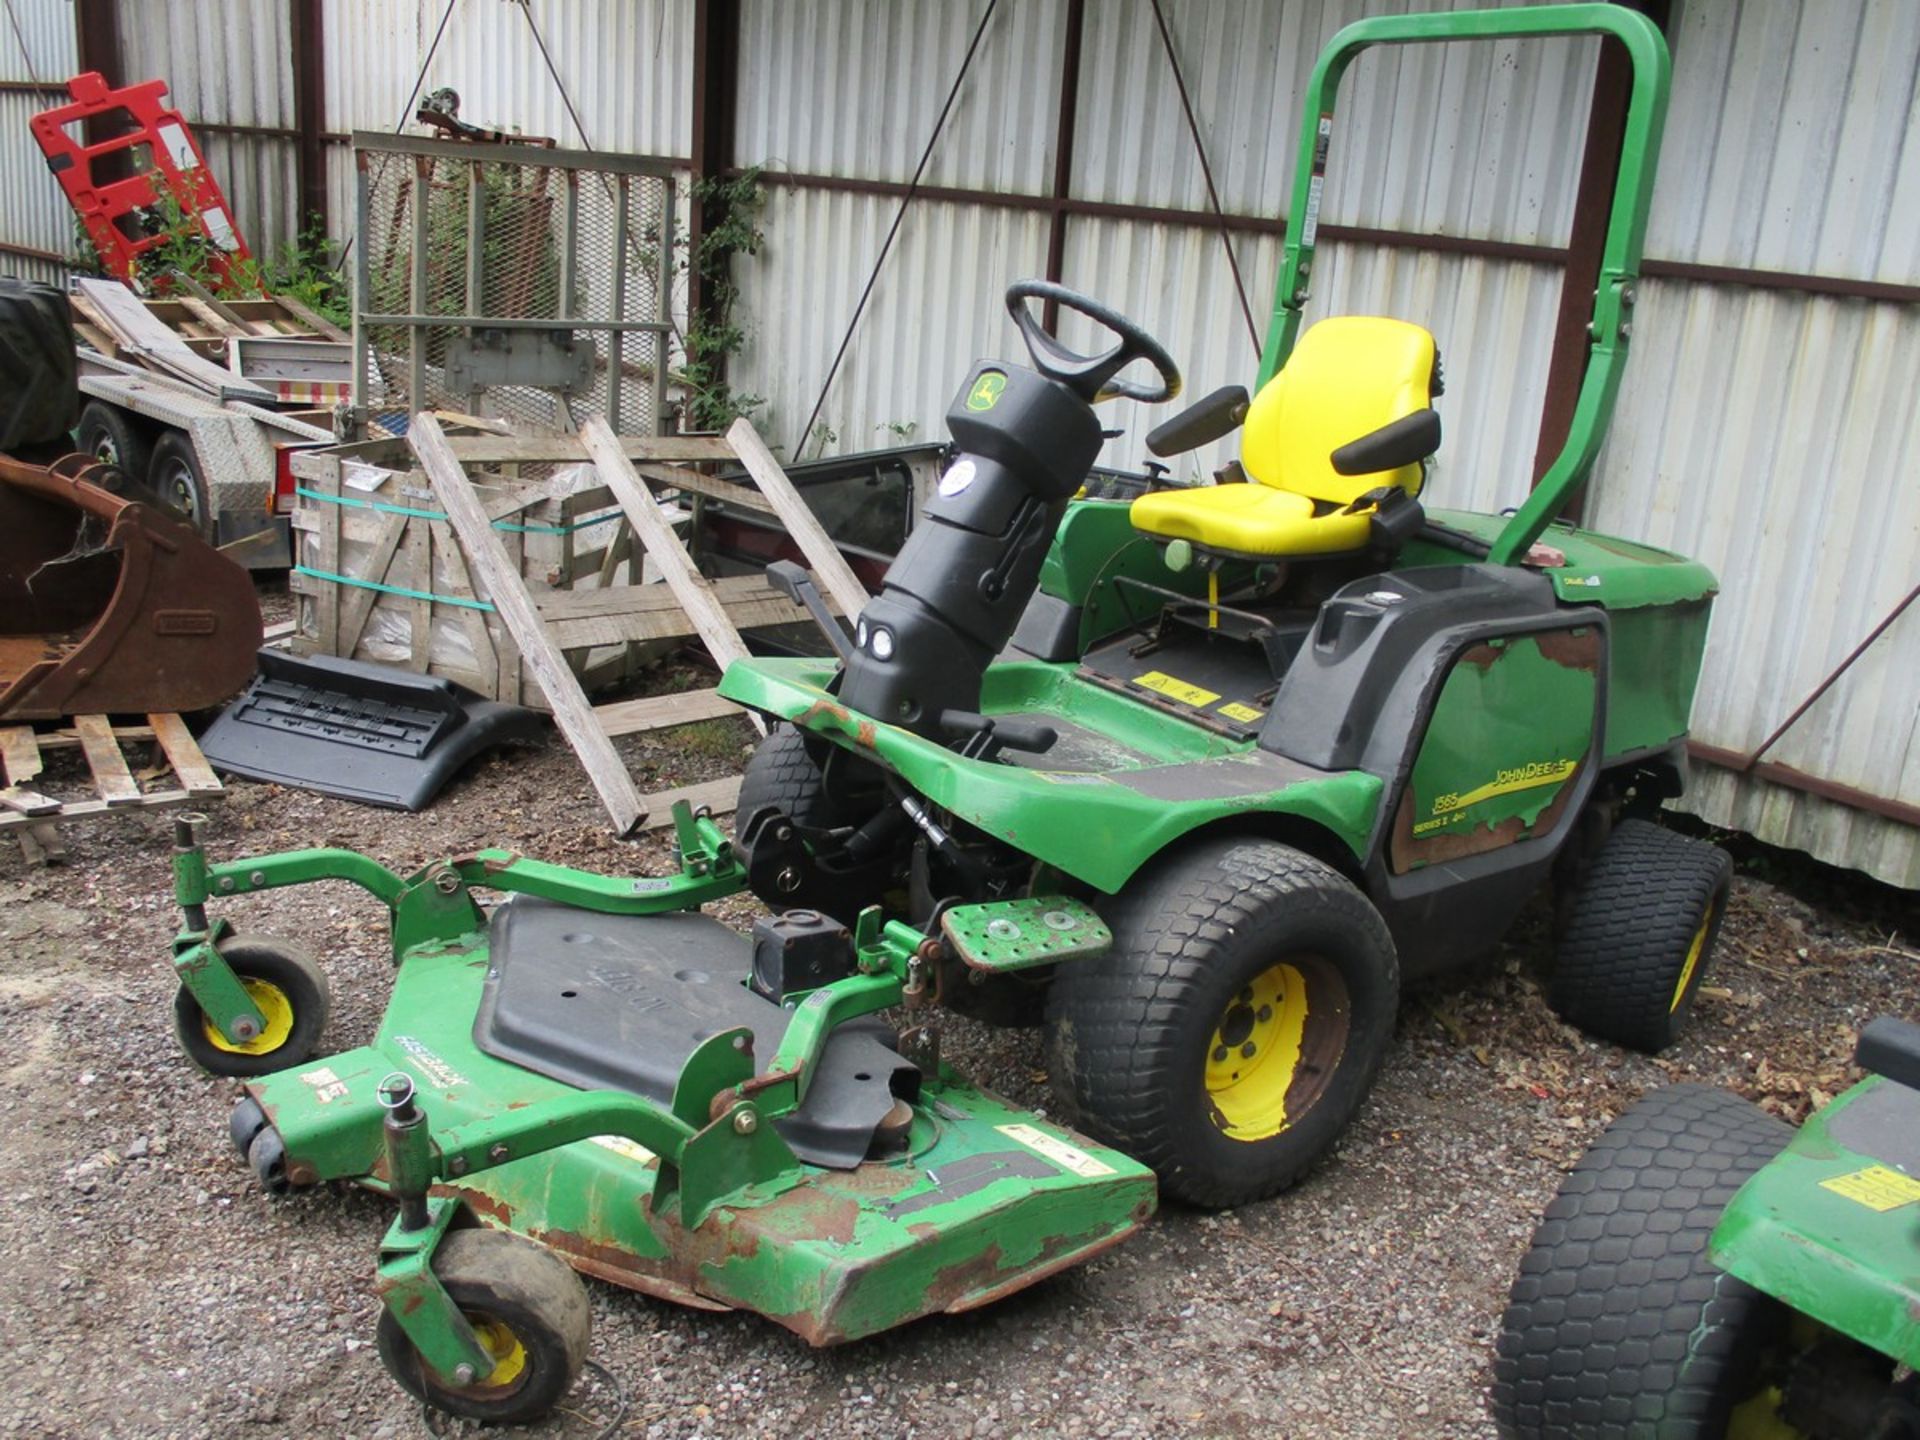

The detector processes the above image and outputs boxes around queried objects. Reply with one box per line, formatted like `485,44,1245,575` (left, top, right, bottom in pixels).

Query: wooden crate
1,715,223,863
287,429,811,709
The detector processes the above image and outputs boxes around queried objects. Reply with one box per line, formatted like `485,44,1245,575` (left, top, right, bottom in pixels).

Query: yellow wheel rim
1669,900,1716,1012
465,1316,528,1389
1205,962,1309,1142
1726,1385,1802,1440
201,978,295,1056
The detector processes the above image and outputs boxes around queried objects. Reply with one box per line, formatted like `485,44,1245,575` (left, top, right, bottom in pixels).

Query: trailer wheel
376,1229,591,1426
1492,1085,1793,1439
1045,837,1398,1207
75,401,157,488
1550,819,1732,1052
146,430,214,538
172,934,330,1078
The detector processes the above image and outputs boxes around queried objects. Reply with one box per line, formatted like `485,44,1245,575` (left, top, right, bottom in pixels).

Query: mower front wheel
1550,818,1732,1052
172,935,331,1078
1046,837,1398,1208
375,1229,591,1426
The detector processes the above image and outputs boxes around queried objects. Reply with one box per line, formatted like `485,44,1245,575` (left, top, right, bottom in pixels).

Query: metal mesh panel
356,137,672,435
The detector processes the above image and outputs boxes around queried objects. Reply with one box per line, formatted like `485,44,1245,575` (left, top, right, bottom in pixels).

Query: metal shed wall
0,1,78,285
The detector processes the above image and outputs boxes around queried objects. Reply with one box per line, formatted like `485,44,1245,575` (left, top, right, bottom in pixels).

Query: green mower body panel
244,936,1153,1345
1710,1074,1920,1370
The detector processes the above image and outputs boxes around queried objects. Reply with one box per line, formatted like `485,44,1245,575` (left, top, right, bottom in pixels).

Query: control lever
767,560,854,663
939,709,1059,760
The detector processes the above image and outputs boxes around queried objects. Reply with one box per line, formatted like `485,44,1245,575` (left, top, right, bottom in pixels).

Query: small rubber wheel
1550,819,1732,1052
1491,1084,1793,1439
1045,837,1399,1207
172,934,331,1078
146,429,214,538
75,400,157,485
735,724,843,831
375,1229,591,1425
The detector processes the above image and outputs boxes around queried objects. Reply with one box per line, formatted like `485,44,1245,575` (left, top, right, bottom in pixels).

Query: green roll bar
1254,4,1671,568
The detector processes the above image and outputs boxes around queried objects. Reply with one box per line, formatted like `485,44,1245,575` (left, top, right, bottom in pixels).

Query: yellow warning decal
590,1134,658,1166
1820,1164,1920,1212
1431,758,1580,817
996,1123,1116,1178
1217,702,1263,724
1134,671,1220,707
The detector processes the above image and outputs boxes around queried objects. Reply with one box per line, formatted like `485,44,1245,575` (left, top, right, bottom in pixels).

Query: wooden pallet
0,714,224,863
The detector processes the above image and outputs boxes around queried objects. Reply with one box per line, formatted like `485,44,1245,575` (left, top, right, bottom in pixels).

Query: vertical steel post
464,160,486,412
1040,0,1086,334
409,156,431,414
608,174,630,431
289,0,328,237
351,152,372,434
655,182,674,432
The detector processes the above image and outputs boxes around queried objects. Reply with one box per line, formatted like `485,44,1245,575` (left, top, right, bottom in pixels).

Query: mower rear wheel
1045,837,1398,1208
736,725,843,830
1491,1084,1793,1439
172,935,330,1078
376,1228,591,1425
1550,819,1732,1052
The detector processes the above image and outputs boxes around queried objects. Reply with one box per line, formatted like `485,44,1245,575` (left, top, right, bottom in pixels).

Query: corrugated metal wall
0,0,77,286
116,0,300,258
1590,0,1920,887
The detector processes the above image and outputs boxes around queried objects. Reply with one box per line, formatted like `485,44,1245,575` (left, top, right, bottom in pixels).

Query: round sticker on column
938,459,978,497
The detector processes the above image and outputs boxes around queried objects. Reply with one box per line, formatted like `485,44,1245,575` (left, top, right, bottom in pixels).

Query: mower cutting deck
169,806,1151,1422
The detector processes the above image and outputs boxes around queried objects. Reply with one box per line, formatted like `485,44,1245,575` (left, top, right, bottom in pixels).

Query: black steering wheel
1005,280,1182,406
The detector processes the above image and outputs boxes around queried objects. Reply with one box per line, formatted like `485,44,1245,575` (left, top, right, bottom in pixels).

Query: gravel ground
0,693,1911,1440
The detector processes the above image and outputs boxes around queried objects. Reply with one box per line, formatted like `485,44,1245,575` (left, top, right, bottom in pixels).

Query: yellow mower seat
1130,316,1438,559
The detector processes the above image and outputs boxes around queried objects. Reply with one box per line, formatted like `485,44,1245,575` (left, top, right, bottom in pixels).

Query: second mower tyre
736,725,843,830
0,279,79,455
1046,837,1398,1208
1550,818,1732,1052
1491,1084,1794,1439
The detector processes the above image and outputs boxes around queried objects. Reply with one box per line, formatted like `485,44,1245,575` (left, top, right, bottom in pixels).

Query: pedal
939,896,1110,973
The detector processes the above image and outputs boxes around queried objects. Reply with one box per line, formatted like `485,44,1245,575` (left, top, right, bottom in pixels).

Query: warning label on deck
997,1123,1115,1178
1820,1164,1920,1212
1133,671,1220,708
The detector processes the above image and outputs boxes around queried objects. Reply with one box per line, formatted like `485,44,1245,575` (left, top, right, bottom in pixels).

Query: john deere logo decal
967,371,1007,411
1415,758,1578,835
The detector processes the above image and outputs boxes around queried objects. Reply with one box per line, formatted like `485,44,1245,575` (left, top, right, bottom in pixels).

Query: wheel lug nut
1212,1045,1229,1063
1240,1042,1256,1059
1257,1005,1273,1022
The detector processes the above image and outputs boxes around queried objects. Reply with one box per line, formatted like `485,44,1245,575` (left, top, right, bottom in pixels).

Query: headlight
869,626,895,660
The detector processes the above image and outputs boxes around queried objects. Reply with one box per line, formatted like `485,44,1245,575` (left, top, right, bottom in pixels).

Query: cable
791,0,1000,459
1148,0,1261,357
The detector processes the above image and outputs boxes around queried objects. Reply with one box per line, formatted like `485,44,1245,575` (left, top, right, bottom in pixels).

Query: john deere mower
718,2,1718,1211
1493,1018,1920,1439
162,4,1720,1425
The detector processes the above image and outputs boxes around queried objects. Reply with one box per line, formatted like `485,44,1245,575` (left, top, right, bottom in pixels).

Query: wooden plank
0,791,193,832
404,522,432,671
330,502,407,659
434,519,501,681
638,774,744,829
536,577,830,651
179,294,250,339
314,450,343,654
632,462,776,515
449,434,739,465
0,787,61,817
74,714,143,805
148,713,224,796
593,687,742,738
73,278,279,404
16,820,67,864
725,418,872,619
579,416,768,738
411,412,648,836
0,726,43,785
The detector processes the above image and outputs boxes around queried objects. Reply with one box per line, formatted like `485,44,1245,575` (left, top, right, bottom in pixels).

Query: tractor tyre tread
736,724,840,830
1491,1083,1792,1439
1550,819,1731,1053
0,279,79,454
1045,837,1397,1208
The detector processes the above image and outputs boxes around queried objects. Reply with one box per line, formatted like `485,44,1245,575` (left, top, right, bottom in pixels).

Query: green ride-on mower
1492,1018,1920,1439
719,1,1717,1209
159,4,1719,1426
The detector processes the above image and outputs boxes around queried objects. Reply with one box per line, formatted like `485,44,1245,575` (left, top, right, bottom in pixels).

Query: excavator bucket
0,453,261,721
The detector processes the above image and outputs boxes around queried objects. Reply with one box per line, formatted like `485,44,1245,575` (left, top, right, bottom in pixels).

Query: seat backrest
1240,316,1438,506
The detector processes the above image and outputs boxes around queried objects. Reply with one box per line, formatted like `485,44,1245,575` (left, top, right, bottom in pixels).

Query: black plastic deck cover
473,897,917,1169
198,649,542,811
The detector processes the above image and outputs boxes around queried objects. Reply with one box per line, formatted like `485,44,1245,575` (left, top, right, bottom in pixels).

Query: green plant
807,421,838,458
876,419,919,440
678,168,766,431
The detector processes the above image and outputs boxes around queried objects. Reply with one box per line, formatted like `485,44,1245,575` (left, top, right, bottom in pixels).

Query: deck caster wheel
375,1229,591,1425
1046,837,1399,1207
247,1126,291,1195
229,1096,270,1159
172,934,331,1079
